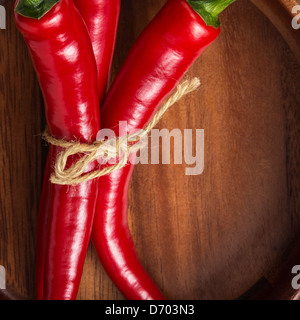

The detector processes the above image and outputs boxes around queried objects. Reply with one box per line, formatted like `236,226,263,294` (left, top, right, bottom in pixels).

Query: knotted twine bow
43,78,200,186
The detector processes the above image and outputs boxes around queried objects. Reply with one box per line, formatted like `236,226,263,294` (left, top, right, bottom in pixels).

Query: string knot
43,78,200,185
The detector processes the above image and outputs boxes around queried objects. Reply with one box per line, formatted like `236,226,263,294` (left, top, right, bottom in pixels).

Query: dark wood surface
0,0,299,300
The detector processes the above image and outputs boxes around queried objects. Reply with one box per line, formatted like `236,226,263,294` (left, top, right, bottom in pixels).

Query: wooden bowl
0,0,299,300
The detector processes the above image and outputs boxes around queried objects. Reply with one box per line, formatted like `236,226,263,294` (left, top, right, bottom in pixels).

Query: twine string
43,78,201,185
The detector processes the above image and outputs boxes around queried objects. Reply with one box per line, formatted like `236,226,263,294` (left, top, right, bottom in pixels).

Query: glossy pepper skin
73,0,121,104
15,0,101,300
92,0,220,300
31,0,121,300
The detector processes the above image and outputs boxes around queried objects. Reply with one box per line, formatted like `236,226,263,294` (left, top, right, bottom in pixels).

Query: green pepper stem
15,0,60,20
186,0,237,28
24,0,43,7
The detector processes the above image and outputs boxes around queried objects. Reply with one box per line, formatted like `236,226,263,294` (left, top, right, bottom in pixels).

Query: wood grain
251,0,300,63
0,0,299,300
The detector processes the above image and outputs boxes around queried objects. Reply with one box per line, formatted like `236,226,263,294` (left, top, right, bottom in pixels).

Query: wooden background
0,0,299,300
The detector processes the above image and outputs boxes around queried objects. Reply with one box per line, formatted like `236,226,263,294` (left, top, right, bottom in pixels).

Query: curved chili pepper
73,0,120,104
92,0,236,300
15,0,101,300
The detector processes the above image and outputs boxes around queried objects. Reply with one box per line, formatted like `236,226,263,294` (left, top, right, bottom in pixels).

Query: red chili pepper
29,0,120,300
92,0,236,300
35,154,51,300
73,0,120,104
15,0,101,300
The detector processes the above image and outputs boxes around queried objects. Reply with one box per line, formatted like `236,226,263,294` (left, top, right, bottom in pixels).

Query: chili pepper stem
24,0,43,7
186,0,237,28
15,0,60,19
